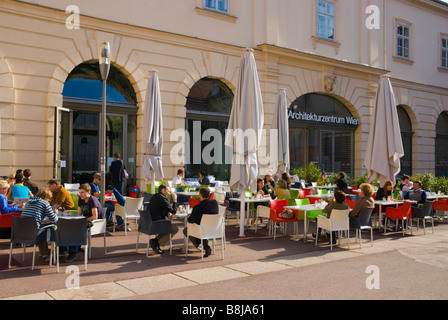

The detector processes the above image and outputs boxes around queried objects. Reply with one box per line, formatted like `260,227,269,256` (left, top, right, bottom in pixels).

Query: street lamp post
99,42,111,206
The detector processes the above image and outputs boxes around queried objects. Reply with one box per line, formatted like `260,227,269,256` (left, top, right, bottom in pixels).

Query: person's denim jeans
104,201,124,226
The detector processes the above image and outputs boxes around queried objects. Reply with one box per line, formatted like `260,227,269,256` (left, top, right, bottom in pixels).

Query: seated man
47,179,75,210
198,170,210,186
182,187,218,258
146,184,179,254
89,173,102,198
404,180,426,207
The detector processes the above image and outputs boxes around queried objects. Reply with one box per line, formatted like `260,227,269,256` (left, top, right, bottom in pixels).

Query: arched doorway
288,93,359,176
436,111,448,176
184,77,234,181
56,61,138,191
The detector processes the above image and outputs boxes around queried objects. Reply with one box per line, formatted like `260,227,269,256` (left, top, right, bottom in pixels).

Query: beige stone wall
0,0,447,193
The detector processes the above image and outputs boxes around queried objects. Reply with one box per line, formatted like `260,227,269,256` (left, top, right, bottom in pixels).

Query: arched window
436,111,448,176
63,61,137,103
397,105,413,175
288,93,358,176
59,61,138,191
185,78,234,181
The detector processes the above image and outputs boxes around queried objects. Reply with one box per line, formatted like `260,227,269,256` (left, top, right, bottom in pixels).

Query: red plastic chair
299,189,311,199
189,197,200,209
384,201,412,235
432,200,448,211
0,212,22,229
269,199,297,239
345,199,356,210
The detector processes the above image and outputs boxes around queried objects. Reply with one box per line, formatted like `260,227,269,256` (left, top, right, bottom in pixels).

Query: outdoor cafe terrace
1,180,448,300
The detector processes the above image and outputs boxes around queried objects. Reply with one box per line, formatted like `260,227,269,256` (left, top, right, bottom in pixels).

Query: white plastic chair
254,205,271,234
186,212,225,260
113,197,144,235
218,205,227,248
315,209,350,250
88,207,107,258
64,183,80,192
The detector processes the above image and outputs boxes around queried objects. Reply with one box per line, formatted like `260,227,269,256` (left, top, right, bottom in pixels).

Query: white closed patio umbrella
142,70,164,193
225,48,264,237
270,89,290,178
365,75,404,186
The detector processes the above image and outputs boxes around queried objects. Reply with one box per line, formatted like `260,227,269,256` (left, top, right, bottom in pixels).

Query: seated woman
21,188,58,261
376,180,393,201
255,179,269,198
262,174,276,199
281,172,292,190
350,183,375,217
336,172,350,193
404,180,426,207
254,178,270,224
273,179,291,200
314,190,349,244
9,172,33,200
0,180,24,215
318,172,331,186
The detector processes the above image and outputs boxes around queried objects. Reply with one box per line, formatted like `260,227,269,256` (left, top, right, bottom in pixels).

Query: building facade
0,0,447,191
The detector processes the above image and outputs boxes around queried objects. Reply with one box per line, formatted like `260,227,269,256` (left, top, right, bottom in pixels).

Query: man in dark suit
198,170,211,186
146,184,178,254
183,187,218,258
110,152,126,194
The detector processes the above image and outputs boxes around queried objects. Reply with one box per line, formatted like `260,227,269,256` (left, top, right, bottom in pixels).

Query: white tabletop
426,194,448,200
374,200,404,205
229,197,271,203
173,211,190,219
314,185,337,189
284,204,325,211
175,191,199,196
306,194,334,199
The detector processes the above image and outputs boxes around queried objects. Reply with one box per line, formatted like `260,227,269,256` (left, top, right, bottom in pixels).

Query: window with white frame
204,0,229,14
441,36,448,69
396,23,410,59
317,0,335,40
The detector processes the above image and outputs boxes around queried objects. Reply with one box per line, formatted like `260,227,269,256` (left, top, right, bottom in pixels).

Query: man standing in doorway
110,152,126,194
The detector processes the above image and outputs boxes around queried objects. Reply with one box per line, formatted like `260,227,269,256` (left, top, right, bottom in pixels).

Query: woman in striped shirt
21,188,58,261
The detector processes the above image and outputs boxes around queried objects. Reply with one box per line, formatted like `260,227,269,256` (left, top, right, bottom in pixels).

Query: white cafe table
314,185,336,189
229,197,271,235
174,191,199,197
284,204,325,244
426,194,448,200
173,210,190,253
306,194,334,200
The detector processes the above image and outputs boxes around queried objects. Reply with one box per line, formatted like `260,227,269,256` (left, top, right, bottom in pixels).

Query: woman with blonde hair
0,180,23,215
350,183,375,217
274,179,291,200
